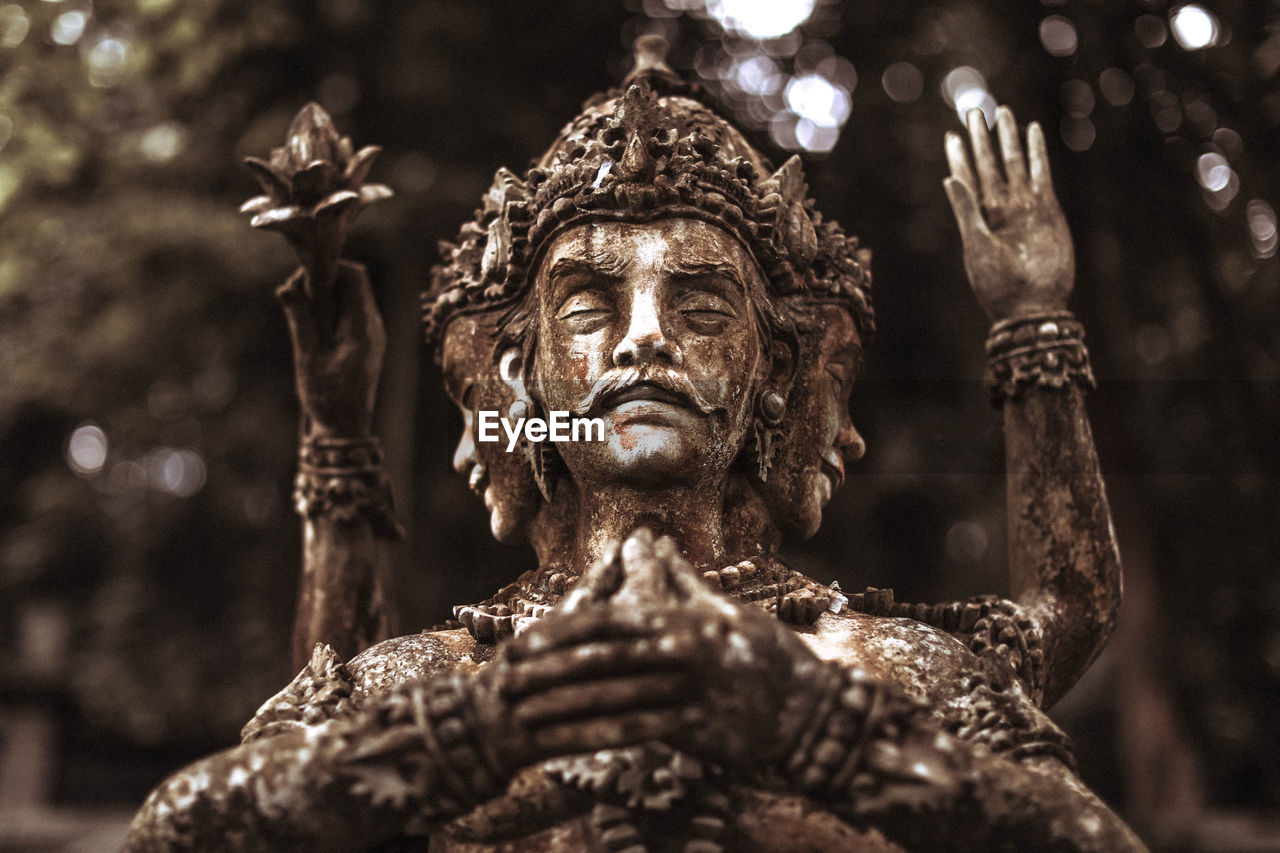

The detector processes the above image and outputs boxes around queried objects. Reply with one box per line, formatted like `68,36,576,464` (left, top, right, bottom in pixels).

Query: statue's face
767,304,864,539
533,218,765,487
441,315,540,542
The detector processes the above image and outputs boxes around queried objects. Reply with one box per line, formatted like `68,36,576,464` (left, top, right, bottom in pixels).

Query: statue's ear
749,338,797,484
766,338,796,395
496,346,559,502
497,347,526,404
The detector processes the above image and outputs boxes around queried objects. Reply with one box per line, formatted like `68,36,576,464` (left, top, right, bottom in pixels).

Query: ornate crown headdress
423,36,873,349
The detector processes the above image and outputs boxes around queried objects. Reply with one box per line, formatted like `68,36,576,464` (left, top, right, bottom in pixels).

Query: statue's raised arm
944,105,1120,706
241,105,400,670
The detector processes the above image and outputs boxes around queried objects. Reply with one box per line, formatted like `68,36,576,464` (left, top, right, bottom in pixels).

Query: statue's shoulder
347,627,497,699
799,609,977,693
238,629,494,744
799,610,1074,766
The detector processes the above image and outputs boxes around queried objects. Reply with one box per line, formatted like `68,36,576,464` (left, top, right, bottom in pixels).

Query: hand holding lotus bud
241,103,393,436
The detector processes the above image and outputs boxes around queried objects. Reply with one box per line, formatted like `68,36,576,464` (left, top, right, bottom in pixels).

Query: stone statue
125,37,1144,851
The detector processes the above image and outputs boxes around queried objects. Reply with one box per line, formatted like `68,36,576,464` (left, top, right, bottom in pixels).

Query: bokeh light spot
942,66,995,127
140,122,185,163
728,55,783,95
50,9,86,45
1247,200,1278,258
1204,170,1239,212
785,74,850,128
1039,15,1077,57
882,61,923,103
1061,79,1095,117
87,37,129,87
794,117,839,152
148,448,207,497
1170,5,1219,51
1150,91,1182,133
1060,116,1096,151
66,423,108,477
1195,152,1231,192
945,521,989,563
706,0,814,40
0,4,30,47
1135,14,1168,49
1098,67,1135,106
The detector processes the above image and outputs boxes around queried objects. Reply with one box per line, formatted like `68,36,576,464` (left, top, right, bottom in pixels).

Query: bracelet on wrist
984,311,1095,405
294,435,404,539
785,665,952,803
411,676,507,816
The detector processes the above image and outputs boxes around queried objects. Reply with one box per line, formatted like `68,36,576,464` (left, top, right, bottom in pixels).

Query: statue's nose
612,296,682,367
836,423,866,462
452,409,477,474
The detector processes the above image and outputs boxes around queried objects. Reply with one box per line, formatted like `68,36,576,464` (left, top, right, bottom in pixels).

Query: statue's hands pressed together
477,530,831,777
944,106,1075,321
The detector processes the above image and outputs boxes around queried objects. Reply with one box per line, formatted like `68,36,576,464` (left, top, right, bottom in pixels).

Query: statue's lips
599,382,694,412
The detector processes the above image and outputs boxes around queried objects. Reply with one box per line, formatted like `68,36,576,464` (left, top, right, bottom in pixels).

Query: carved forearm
292,432,400,670
988,314,1121,707
125,675,506,852
1002,387,1121,707
786,665,1145,852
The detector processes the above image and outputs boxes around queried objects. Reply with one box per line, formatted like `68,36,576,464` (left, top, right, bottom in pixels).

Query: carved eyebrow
668,260,744,288
546,250,628,282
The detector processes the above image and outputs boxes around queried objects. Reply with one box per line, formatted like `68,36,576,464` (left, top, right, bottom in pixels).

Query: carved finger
943,177,992,243
945,132,977,195
558,539,623,614
1027,121,1054,198
514,673,694,728
501,638,695,699
996,106,1028,189
965,108,1002,206
276,270,317,356
529,708,687,757
615,529,672,606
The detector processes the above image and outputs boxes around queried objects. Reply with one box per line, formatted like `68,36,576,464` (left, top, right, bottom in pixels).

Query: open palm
944,106,1075,322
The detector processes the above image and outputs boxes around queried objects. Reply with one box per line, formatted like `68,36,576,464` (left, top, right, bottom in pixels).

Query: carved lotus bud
239,102,392,233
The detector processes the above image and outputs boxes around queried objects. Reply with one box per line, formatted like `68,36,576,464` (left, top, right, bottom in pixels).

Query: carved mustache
570,366,724,417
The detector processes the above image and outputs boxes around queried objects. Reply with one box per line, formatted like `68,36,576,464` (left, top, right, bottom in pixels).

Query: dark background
1,0,1277,849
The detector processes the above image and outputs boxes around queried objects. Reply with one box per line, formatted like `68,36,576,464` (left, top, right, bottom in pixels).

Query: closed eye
557,289,613,332
678,292,737,331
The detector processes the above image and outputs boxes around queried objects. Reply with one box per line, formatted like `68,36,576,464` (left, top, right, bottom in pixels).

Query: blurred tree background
1,0,1277,849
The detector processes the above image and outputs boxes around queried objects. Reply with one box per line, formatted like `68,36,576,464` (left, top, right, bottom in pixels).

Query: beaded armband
410,676,507,817
339,675,506,820
785,666,951,802
294,435,404,539
984,311,1096,405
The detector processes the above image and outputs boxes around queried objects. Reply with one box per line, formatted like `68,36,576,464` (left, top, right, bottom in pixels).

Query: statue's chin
558,425,706,488
489,505,518,542
484,484,525,544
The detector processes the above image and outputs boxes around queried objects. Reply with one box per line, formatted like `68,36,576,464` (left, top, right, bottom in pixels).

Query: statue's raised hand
240,103,393,435
944,106,1074,321
474,530,828,775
